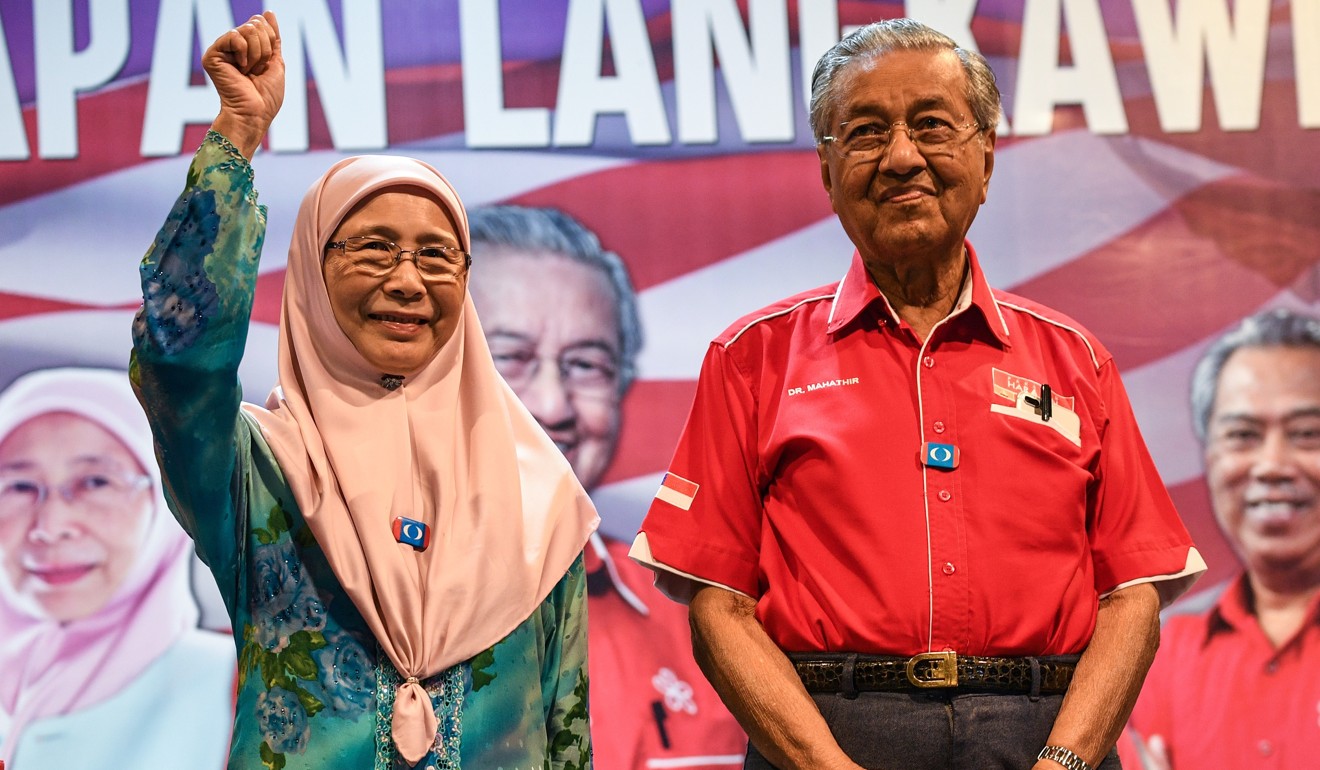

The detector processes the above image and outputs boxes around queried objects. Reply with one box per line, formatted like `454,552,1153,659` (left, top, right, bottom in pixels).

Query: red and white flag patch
655,472,700,511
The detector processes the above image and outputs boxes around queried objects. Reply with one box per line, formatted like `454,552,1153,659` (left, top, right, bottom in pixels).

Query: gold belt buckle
905,651,959,688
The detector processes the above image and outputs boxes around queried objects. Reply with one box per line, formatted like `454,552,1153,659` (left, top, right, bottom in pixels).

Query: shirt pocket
990,391,1081,447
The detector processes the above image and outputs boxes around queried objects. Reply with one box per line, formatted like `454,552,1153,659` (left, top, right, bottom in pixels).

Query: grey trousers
743,690,1121,770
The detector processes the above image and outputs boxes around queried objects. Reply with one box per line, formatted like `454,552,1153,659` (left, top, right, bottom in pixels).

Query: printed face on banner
322,187,468,375
817,48,995,271
470,249,623,492
0,413,153,622
1204,346,1320,582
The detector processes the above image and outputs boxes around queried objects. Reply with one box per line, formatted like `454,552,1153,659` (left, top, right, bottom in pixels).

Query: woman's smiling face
322,186,468,375
0,412,154,622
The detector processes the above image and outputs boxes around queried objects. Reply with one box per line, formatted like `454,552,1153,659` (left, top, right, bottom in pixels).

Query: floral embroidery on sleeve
133,190,222,355
133,129,261,361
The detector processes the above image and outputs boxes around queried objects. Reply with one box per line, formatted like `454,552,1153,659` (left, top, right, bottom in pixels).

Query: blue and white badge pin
392,516,430,550
921,442,960,470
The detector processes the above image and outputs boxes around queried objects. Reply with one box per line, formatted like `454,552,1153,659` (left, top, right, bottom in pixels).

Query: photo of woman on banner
0,367,234,770
130,11,597,770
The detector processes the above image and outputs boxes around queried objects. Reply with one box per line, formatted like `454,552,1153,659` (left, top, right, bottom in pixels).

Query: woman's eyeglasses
0,472,151,518
326,236,472,281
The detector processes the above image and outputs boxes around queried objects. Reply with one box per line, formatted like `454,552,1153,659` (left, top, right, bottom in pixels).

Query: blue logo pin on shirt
922,442,960,470
392,516,430,550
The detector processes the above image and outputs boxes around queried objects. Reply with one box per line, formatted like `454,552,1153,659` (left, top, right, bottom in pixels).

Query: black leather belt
791,652,1078,695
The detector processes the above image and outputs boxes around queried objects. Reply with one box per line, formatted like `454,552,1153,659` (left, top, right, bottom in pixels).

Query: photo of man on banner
469,205,746,769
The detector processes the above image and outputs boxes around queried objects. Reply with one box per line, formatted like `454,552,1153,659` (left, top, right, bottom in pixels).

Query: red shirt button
933,421,946,433
938,489,952,502
942,562,956,575
923,356,935,368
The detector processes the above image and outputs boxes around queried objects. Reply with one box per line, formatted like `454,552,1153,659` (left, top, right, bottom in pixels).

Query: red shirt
635,245,1201,656
586,534,746,769
1127,576,1320,768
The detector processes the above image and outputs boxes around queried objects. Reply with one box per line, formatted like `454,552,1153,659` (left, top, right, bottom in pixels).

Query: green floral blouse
130,132,591,770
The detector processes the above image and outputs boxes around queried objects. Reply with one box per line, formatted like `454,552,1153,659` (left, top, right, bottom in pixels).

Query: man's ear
979,128,997,203
817,145,835,206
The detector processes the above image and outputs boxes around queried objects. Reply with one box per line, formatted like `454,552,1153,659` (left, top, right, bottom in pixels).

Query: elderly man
1127,308,1320,769
467,206,747,770
630,19,1204,770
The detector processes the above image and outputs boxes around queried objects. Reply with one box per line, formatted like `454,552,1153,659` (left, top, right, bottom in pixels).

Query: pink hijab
0,368,199,764
244,155,598,764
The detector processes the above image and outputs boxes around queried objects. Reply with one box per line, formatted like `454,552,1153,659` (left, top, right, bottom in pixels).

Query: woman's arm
130,12,285,579
542,554,592,770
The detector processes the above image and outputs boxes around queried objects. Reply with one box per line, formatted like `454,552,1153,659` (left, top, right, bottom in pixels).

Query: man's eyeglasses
820,116,981,160
491,347,620,397
326,236,472,281
0,472,151,519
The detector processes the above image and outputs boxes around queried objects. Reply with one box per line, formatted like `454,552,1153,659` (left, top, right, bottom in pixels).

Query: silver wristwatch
1037,745,1094,770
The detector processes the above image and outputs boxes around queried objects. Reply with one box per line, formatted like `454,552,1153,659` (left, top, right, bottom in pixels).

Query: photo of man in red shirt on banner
468,205,747,770
1128,308,1320,769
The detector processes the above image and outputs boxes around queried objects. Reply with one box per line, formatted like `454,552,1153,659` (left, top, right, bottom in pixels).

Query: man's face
469,248,623,491
817,48,995,271
1204,345,1320,584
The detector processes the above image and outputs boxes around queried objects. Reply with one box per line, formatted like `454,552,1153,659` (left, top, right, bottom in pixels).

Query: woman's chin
21,568,111,622
358,338,445,376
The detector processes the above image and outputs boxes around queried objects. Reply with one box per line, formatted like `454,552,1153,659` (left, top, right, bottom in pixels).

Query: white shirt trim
628,532,754,605
1101,547,1208,609
994,299,1101,370
726,294,836,347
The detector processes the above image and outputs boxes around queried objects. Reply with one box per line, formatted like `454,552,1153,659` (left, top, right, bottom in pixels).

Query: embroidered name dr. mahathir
787,377,860,396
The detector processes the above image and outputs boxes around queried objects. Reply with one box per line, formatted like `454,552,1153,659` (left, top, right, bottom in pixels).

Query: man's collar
825,241,1012,346
1205,572,1320,642
1207,574,1256,639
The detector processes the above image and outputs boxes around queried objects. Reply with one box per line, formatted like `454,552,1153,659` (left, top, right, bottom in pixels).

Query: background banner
1,0,1318,764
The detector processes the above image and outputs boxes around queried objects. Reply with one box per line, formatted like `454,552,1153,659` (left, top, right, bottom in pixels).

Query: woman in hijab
0,368,233,769
130,11,598,770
